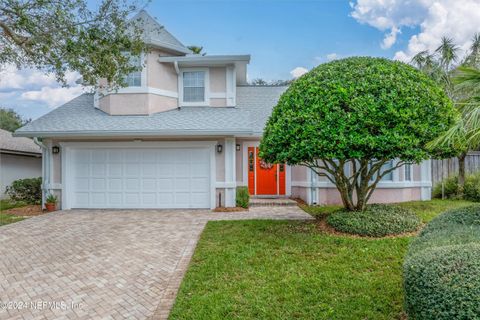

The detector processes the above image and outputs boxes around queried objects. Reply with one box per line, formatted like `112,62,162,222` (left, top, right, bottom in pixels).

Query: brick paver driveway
0,207,312,320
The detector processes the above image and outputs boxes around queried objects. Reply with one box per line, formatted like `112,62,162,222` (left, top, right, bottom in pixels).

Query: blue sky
2,0,480,120
147,0,415,80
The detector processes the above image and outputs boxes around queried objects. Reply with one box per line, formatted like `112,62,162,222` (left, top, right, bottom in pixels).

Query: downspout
33,137,49,208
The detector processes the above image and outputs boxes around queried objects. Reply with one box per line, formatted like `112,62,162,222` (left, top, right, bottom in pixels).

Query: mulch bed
2,205,45,217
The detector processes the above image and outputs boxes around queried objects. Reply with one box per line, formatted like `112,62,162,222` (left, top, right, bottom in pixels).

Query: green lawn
169,200,474,320
0,199,26,226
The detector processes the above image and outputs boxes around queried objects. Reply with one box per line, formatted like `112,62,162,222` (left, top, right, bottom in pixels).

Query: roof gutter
14,129,255,138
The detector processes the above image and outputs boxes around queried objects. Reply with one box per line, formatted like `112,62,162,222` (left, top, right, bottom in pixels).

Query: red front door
248,147,286,196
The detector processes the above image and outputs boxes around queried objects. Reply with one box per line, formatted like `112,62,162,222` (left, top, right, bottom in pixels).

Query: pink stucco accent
317,187,422,205
148,49,179,92
99,93,177,115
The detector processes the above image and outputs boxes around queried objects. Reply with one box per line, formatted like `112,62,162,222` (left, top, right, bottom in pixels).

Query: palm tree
425,34,480,186
187,45,206,56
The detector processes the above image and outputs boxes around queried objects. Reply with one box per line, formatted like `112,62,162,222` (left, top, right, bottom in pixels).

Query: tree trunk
458,152,467,188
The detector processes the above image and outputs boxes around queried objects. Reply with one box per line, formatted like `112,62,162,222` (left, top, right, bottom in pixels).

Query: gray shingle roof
133,11,190,54
15,86,286,138
0,129,41,154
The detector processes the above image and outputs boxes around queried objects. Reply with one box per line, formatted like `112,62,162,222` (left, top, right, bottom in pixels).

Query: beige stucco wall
99,93,178,115
210,98,228,107
210,67,226,92
99,50,232,114
148,49,179,92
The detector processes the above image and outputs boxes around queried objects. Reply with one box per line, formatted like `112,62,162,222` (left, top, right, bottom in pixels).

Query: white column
224,138,236,207
420,159,432,200
307,168,318,205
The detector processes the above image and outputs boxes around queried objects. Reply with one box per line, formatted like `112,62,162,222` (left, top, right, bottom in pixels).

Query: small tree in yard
260,57,457,211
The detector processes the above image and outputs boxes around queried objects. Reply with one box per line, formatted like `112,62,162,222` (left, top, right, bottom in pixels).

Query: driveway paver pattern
0,206,312,320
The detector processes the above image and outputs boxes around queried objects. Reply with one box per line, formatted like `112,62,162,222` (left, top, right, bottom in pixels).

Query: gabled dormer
96,11,250,116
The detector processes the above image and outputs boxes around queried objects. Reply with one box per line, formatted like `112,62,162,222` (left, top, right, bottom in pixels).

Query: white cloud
326,53,339,61
350,0,480,61
290,67,309,78
381,26,401,49
21,86,84,108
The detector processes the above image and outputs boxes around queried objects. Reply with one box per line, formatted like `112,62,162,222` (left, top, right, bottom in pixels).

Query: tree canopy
260,57,457,211
0,108,29,132
0,0,145,88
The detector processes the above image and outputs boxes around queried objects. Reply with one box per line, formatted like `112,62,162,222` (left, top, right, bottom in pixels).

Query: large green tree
260,57,457,211
0,108,29,132
0,0,145,88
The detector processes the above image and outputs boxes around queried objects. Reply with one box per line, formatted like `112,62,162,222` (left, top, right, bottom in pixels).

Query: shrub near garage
404,205,480,320
326,204,421,237
6,177,42,204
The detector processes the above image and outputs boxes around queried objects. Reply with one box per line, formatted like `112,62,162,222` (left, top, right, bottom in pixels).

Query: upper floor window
123,54,142,87
183,71,206,102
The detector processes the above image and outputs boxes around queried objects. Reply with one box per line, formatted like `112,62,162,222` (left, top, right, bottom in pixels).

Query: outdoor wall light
52,146,60,154
236,144,241,151
217,144,223,153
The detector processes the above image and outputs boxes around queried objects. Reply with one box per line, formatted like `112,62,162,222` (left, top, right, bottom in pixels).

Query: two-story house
15,11,433,210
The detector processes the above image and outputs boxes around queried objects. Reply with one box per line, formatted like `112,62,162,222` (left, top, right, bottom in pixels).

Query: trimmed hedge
404,205,480,319
326,204,421,237
236,187,250,208
5,177,42,204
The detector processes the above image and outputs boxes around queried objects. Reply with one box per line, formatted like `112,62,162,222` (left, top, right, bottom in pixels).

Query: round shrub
5,177,42,204
326,204,421,237
464,173,480,202
404,205,480,319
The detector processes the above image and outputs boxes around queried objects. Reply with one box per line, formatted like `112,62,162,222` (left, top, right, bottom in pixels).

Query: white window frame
122,52,146,88
179,67,210,107
404,163,412,181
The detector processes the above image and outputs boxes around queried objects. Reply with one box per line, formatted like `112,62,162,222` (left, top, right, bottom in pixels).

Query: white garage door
68,147,211,209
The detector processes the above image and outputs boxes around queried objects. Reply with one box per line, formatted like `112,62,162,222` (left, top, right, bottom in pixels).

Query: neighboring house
0,129,42,199
14,11,432,209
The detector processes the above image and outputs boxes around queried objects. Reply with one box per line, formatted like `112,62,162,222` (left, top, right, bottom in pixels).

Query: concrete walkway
0,206,312,320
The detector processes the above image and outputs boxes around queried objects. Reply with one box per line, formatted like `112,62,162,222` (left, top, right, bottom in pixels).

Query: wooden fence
432,151,480,186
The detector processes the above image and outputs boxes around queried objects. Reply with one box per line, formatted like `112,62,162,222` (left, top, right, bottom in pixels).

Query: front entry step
249,198,298,207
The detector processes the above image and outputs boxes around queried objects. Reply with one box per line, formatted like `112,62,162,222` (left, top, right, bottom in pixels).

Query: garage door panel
91,178,106,190
75,178,89,190
142,163,156,176
108,163,123,176
125,193,140,205
92,193,106,205
75,164,90,176
125,163,140,176
125,178,140,191
108,179,122,190
158,164,174,176
142,179,156,190
108,193,122,205
125,150,140,162
142,193,156,205
92,150,107,162
69,146,211,209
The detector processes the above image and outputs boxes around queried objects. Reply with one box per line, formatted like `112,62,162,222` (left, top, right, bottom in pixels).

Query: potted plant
45,193,58,212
